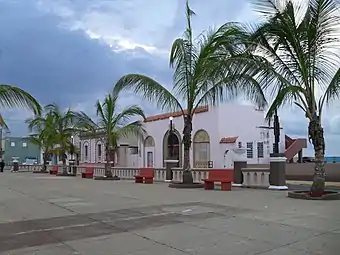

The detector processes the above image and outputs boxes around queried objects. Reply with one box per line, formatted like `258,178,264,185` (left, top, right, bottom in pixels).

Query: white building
78,103,306,168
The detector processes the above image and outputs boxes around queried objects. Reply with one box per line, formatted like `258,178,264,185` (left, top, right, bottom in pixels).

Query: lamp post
165,116,175,182
69,135,75,175
169,116,174,158
273,109,280,154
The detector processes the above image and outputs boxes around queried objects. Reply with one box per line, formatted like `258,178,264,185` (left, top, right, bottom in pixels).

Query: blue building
3,137,41,164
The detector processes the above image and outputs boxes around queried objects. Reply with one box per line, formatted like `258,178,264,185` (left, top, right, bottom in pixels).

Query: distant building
3,137,41,164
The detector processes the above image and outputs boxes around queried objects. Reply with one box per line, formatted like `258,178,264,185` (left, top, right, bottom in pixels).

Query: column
269,153,288,190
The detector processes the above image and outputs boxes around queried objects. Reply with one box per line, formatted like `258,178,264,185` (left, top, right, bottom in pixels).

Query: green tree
45,103,79,174
76,92,146,177
113,0,266,183
26,112,56,172
242,0,340,196
0,85,41,128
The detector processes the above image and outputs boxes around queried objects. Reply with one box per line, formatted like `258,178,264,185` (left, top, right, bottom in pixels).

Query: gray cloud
0,0,171,135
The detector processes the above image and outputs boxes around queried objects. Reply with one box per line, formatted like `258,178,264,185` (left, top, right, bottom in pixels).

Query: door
223,150,233,169
147,151,154,167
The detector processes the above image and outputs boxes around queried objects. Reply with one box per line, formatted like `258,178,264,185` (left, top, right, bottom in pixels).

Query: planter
94,175,120,181
288,190,340,200
168,181,204,189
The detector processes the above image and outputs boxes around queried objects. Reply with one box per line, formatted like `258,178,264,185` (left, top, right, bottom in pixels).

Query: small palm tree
45,103,78,174
113,0,266,183
0,85,41,128
26,112,56,172
76,92,146,177
241,0,340,196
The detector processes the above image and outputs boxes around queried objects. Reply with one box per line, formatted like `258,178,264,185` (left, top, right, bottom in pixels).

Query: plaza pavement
0,172,339,255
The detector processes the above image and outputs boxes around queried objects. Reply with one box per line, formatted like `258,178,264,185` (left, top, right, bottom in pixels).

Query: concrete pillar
269,153,288,190
117,145,129,167
233,161,247,186
164,159,178,182
232,147,247,187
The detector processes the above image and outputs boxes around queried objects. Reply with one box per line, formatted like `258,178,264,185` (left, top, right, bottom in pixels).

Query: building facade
78,103,306,168
3,137,41,164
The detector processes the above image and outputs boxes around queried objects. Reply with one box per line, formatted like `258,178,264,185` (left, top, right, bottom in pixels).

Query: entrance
147,151,154,167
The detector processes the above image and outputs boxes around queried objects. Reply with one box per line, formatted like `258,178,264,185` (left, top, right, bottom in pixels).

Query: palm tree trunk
309,117,326,197
105,143,113,177
42,152,48,172
182,115,193,184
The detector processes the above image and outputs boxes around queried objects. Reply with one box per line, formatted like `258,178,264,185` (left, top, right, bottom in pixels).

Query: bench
135,168,154,184
49,166,58,175
82,167,94,179
202,169,233,191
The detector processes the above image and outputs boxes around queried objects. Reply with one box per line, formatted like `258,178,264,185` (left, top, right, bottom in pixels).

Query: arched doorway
163,130,181,167
144,136,155,167
193,130,210,168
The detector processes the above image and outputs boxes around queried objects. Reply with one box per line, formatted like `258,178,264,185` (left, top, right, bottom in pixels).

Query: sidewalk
287,180,340,188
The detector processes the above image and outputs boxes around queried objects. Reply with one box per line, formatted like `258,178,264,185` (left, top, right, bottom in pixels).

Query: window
257,142,264,158
97,144,102,157
130,147,138,155
238,141,242,148
22,142,27,148
84,145,88,159
246,142,253,158
10,142,15,147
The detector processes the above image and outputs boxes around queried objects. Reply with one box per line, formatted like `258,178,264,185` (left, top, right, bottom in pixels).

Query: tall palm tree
26,112,56,172
45,103,78,174
240,0,340,196
0,85,41,128
76,92,146,177
113,0,266,184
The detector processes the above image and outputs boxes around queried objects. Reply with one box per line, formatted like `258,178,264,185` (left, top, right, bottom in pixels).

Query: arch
162,129,182,167
143,136,155,167
193,129,210,168
83,141,89,162
144,136,155,147
95,140,103,163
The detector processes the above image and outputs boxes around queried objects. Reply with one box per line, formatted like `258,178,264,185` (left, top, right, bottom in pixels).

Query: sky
0,0,340,156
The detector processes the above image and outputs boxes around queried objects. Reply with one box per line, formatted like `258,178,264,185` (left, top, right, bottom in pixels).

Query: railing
241,167,270,188
93,167,210,183
5,164,42,172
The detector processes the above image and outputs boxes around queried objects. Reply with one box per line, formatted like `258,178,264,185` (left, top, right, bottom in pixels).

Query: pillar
164,159,178,182
269,153,288,190
117,144,129,167
233,161,247,186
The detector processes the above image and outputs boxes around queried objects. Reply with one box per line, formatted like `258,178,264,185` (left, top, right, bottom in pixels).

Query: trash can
13,159,19,172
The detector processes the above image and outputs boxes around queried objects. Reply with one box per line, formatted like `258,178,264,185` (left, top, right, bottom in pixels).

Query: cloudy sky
0,0,339,156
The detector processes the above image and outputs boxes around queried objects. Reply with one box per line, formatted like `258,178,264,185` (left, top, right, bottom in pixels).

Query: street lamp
69,135,75,175
273,110,280,154
169,116,174,158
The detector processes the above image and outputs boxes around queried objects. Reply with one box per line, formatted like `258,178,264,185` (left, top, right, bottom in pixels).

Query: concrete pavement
0,172,339,254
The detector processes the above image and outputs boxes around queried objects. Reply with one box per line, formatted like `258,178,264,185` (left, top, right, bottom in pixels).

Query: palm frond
0,84,41,115
113,74,183,113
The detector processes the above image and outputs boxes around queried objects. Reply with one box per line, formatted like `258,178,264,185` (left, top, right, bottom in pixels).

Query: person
0,159,5,172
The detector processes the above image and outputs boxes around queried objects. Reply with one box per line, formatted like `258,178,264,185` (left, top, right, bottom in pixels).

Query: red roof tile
219,136,238,144
144,106,209,123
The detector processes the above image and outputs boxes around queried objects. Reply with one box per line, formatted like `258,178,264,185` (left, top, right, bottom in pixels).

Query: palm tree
45,103,78,174
0,85,41,128
26,112,56,172
113,0,266,184
241,0,340,196
76,92,146,177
